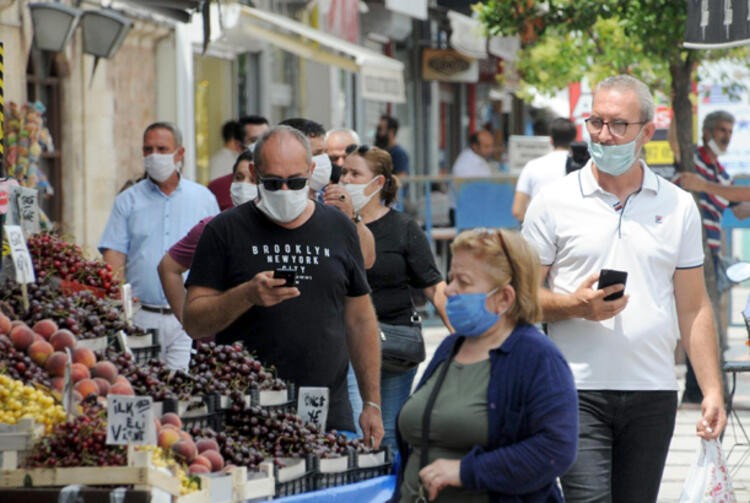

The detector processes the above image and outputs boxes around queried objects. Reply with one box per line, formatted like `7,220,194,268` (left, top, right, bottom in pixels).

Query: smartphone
273,268,298,287
330,164,342,184
598,269,628,301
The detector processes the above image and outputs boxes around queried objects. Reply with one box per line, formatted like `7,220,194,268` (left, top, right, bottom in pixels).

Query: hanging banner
685,0,750,49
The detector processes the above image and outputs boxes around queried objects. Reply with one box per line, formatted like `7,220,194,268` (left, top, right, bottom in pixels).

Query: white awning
234,5,405,103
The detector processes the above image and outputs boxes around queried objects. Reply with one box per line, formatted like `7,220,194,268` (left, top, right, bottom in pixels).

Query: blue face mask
587,131,642,176
446,289,500,337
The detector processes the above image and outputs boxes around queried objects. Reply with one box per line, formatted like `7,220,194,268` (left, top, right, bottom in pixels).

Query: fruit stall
0,229,395,502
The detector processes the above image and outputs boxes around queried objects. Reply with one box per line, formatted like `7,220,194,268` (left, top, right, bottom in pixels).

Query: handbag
678,439,736,502
379,315,425,373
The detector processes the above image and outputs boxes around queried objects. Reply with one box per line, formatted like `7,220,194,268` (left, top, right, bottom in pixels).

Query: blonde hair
450,228,542,325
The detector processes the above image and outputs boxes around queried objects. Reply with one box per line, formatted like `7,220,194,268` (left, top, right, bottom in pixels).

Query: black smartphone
273,268,297,287
330,165,342,184
598,269,628,301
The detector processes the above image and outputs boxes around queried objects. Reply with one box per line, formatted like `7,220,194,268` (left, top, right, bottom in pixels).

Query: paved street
417,313,750,502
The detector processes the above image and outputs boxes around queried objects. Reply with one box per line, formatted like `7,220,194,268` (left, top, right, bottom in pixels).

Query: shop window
25,49,64,223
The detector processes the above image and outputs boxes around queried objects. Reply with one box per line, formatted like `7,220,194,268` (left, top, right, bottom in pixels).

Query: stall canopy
235,5,406,104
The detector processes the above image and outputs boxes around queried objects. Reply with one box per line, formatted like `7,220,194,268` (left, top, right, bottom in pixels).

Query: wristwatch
352,212,362,224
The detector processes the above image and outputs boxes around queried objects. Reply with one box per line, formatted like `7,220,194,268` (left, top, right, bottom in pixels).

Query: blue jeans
561,390,677,503
347,364,418,451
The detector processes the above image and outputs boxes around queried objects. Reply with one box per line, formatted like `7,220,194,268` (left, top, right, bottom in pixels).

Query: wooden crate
0,419,43,470
231,463,275,502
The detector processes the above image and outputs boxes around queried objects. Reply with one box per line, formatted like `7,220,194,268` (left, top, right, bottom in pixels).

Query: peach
50,376,65,393
50,329,77,352
32,319,58,340
188,463,210,475
172,439,197,463
45,351,70,378
109,382,134,396
74,378,99,398
202,449,224,472
10,320,25,329
161,412,182,430
91,361,118,383
27,340,54,366
93,377,111,396
158,427,181,450
32,333,44,343
192,455,212,471
10,324,35,351
71,362,91,382
178,430,192,442
72,347,96,369
114,375,130,386
0,313,12,335
196,438,220,454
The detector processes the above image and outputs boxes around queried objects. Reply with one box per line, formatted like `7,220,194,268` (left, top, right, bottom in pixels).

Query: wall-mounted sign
422,48,478,83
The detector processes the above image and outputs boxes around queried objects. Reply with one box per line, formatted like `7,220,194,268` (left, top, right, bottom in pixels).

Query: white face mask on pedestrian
230,182,258,207
144,151,179,183
344,176,382,212
256,183,309,223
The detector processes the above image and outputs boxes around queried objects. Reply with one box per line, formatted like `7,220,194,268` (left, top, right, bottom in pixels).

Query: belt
140,305,173,315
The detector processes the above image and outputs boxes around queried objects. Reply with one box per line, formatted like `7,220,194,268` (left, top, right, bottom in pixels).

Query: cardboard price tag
106,395,156,445
297,387,329,431
4,225,35,284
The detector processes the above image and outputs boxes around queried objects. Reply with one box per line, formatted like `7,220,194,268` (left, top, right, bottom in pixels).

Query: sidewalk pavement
417,321,750,502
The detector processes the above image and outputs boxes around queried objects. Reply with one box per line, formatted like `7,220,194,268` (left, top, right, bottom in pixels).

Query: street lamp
28,2,81,52
79,9,133,58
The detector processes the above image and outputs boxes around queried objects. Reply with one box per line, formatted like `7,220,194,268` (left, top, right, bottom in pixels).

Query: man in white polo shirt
522,74,726,502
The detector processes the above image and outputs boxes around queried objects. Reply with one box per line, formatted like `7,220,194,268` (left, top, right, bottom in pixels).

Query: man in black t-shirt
183,126,384,442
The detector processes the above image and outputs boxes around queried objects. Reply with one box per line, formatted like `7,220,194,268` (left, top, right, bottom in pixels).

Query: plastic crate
274,470,315,497
59,279,108,299
349,449,393,483
131,344,161,364
311,453,354,490
180,410,225,432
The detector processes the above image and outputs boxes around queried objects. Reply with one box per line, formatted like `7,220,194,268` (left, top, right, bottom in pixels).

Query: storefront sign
508,135,552,173
422,48,478,83
361,65,406,103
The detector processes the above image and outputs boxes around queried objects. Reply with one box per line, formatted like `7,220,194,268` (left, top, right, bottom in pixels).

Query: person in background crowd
341,144,451,451
158,151,255,321
182,126,384,441
392,228,578,502
279,117,327,156
512,117,577,222
325,127,360,168
375,115,410,177
99,122,219,370
677,110,750,405
522,74,726,502
210,116,269,211
451,129,495,178
239,115,270,150
209,120,245,181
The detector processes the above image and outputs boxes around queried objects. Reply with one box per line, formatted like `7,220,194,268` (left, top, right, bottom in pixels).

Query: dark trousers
561,390,678,503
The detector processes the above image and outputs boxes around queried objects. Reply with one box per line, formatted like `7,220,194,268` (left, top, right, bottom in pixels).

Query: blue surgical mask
588,131,642,176
446,289,500,337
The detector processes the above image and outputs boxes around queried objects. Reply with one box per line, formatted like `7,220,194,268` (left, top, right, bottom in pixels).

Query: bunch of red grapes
25,398,127,468
26,232,119,297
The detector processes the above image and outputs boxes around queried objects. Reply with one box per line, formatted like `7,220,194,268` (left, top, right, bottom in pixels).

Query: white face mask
256,184,309,223
230,182,258,207
309,154,334,191
246,142,256,154
344,176,382,211
144,151,178,183
708,138,727,156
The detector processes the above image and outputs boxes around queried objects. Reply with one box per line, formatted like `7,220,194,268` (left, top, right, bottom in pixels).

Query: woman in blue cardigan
393,228,578,502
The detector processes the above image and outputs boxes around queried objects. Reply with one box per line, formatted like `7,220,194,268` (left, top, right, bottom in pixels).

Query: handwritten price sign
297,387,329,431
4,225,35,284
106,395,156,445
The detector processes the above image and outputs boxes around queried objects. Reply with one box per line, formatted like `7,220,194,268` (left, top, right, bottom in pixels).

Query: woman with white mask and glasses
341,144,452,452
391,228,578,503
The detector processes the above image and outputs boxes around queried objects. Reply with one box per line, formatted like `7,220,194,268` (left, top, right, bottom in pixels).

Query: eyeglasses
585,117,646,138
257,176,308,191
345,144,371,155
473,228,517,282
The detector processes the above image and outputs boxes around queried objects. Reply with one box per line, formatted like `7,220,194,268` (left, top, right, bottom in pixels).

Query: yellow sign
643,140,675,166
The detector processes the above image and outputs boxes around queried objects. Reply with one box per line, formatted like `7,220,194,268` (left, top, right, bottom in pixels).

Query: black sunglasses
345,144,371,155
258,176,308,191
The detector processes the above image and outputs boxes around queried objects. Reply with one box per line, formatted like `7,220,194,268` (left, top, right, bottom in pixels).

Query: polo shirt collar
579,159,659,197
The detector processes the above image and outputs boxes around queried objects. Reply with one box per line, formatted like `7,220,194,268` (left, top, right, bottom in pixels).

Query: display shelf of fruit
0,375,65,435
26,233,119,298
0,280,146,342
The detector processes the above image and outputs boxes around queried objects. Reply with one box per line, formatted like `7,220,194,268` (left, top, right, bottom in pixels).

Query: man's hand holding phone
245,270,300,307
572,270,629,321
